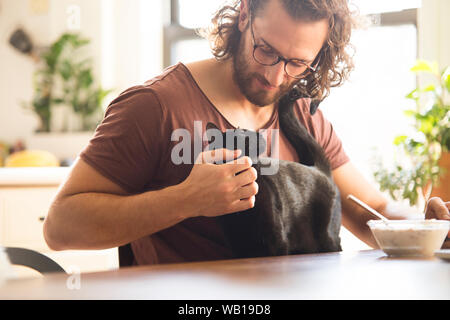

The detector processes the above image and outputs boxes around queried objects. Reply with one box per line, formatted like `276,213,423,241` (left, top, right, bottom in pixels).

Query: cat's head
205,122,267,163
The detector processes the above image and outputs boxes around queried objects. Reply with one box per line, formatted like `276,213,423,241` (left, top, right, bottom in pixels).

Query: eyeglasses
249,16,320,79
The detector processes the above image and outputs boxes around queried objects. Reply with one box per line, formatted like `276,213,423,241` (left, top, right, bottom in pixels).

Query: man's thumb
201,148,241,164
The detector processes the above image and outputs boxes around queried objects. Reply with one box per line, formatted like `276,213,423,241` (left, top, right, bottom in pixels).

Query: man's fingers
236,181,259,199
434,201,450,239
426,199,450,243
428,197,450,220
442,240,450,249
197,148,241,164
227,156,253,175
446,202,450,237
436,200,450,220
234,167,257,187
231,196,256,212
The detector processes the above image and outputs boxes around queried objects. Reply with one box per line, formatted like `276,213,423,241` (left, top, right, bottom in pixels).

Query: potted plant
22,40,59,132
53,33,111,131
24,33,111,132
373,60,450,206
24,33,111,163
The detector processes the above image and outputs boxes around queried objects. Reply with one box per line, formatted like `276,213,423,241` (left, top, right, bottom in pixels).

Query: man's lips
255,77,277,91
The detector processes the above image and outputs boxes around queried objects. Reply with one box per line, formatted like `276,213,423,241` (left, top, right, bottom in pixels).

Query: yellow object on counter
0,142,9,167
5,150,60,167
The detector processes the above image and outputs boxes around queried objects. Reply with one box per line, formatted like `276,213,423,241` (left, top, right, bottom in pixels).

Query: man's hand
178,148,259,218
425,197,450,249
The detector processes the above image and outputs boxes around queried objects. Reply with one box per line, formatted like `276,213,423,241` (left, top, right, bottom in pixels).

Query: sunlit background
2,1,447,176
0,0,449,274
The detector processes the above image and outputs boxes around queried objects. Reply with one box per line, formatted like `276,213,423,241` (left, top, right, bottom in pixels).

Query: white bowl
367,219,450,257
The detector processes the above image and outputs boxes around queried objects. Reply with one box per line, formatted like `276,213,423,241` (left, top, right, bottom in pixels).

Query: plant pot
429,151,450,202
26,131,94,164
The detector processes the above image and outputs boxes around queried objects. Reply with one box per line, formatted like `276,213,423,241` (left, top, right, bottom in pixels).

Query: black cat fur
206,88,342,258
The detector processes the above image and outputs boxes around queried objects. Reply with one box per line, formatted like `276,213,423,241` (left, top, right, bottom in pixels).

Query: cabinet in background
0,174,119,276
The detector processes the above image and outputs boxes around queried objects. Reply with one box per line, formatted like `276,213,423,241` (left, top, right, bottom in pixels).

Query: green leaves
405,88,419,101
410,60,439,75
79,69,93,88
28,32,111,132
441,128,450,151
59,59,73,81
393,135,407,146
372,60,449,206
443,67,450,92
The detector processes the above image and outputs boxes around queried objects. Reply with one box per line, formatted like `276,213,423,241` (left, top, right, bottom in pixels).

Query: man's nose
264,62,286,87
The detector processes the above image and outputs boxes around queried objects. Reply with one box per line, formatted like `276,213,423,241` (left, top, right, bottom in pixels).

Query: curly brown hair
200,0,357,101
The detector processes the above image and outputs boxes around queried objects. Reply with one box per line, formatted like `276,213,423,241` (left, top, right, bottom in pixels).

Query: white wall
0,0,163,148
0,0,48,143
0,0,104,142
101,0,164,92
418,0,450,69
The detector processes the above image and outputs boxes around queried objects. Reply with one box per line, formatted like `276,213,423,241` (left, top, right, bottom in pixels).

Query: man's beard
232,41,296,107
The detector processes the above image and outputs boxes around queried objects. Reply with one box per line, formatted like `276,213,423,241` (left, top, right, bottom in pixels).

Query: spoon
347,194,389,222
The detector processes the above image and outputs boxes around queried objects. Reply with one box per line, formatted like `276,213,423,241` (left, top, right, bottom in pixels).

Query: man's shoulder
143,62,189,87
142,62,197,101
292,97,328,125
292,98,314,127
114,63,190,99
291,97,332,139
106,63,196,115
293,98,311,117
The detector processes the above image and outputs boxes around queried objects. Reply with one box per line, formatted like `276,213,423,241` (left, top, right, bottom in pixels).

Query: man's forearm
43,184,192,251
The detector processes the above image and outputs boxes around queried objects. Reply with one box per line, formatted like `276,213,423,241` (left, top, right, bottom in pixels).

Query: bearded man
44,0,450,265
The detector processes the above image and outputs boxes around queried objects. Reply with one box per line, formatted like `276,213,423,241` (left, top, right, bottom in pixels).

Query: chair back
118,244,134,267
5,247,66,274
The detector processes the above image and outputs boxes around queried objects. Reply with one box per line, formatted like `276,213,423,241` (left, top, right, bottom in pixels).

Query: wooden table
1,250,449,300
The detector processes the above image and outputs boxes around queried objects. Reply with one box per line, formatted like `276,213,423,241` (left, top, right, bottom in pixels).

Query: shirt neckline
178,62,278,131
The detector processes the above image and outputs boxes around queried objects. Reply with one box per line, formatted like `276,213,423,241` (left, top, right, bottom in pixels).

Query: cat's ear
309,99,321,115
205,122,222,142
206,122,220,131
288,85,306,101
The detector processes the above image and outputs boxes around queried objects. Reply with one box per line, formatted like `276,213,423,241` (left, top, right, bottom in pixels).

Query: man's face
233,0,329,107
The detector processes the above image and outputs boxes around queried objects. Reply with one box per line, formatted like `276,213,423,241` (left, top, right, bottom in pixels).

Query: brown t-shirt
79,62,350,265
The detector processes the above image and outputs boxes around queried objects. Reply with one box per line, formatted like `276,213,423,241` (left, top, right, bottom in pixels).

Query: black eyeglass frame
249,15,321,79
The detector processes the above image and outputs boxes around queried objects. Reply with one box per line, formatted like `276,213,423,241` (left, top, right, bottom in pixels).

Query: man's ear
238,0,249,32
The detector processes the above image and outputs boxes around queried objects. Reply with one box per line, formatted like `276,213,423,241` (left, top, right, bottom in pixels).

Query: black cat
205,90,342,258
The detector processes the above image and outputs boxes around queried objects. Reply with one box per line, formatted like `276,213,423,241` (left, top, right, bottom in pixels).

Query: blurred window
164,0,224,66
165,1,420,67
320,4,420,183
352,0,421,14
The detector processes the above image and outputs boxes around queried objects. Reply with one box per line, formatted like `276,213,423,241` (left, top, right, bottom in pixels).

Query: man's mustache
252,73,291,92
253,73,272,87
